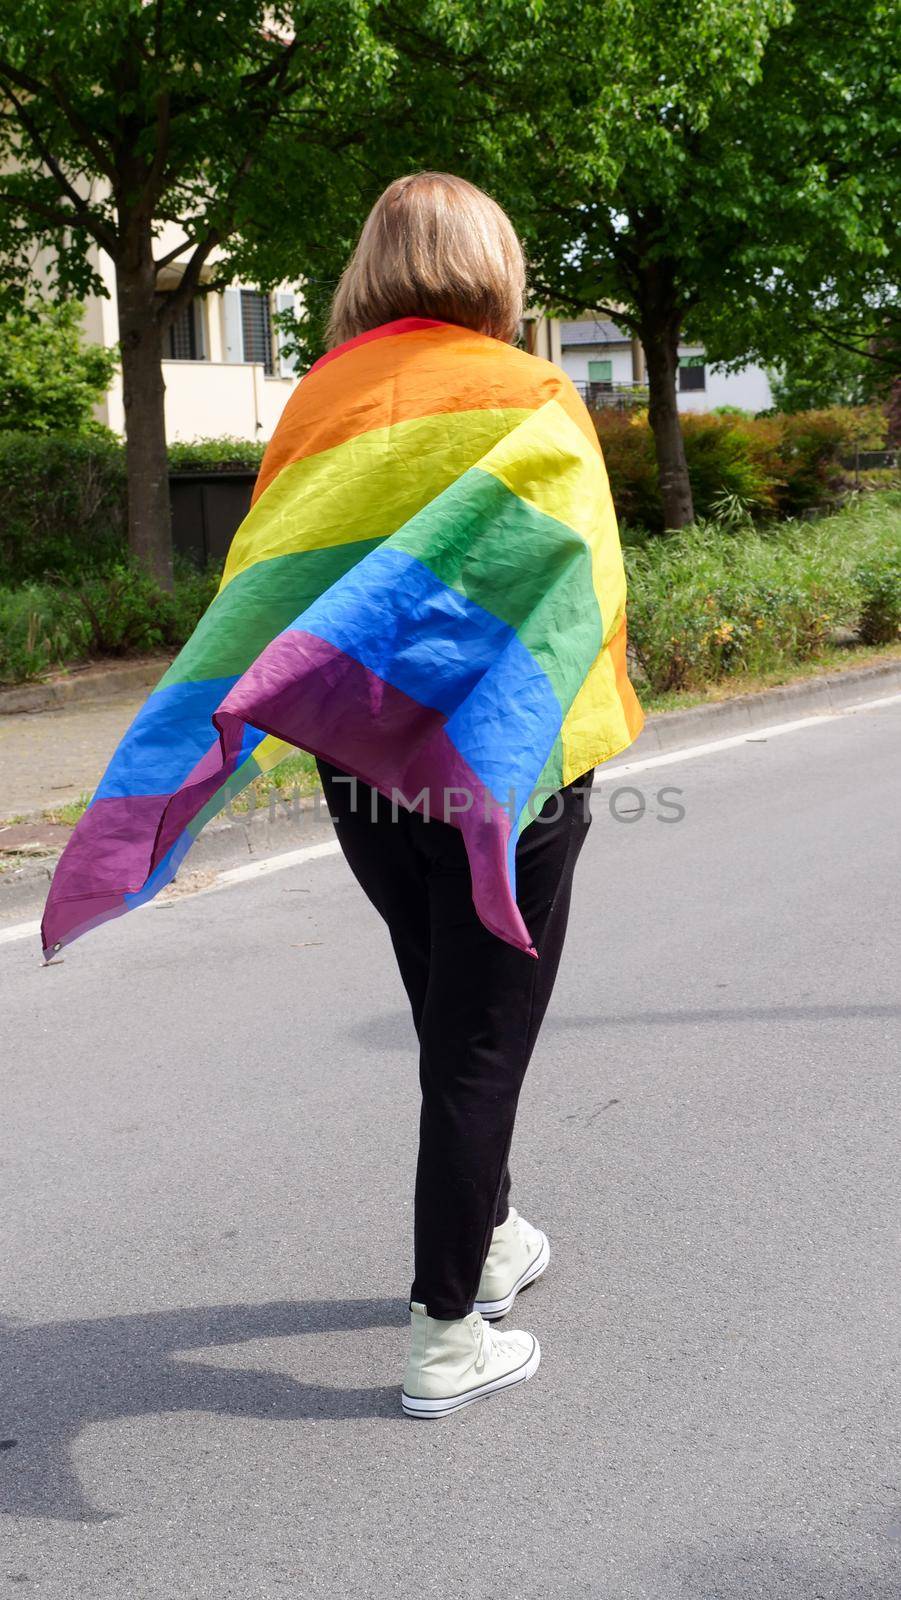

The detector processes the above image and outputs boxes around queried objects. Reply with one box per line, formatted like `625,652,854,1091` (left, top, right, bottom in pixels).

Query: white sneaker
401,1301,540,1419
474,1207,550,1321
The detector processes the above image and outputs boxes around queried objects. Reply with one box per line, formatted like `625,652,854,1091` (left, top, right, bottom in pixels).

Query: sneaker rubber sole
473,1230,550,1321
401,1334,541,1419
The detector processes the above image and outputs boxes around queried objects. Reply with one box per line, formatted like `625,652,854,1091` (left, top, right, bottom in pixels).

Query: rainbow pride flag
41,318,643,959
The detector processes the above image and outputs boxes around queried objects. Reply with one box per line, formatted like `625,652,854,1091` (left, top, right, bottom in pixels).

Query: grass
39,792,94,827
625,492,901,696
226,751,320,813
639,638,901,713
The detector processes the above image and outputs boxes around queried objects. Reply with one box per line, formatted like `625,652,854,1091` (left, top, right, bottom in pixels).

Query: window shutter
275,291,298,378
222,287,243,363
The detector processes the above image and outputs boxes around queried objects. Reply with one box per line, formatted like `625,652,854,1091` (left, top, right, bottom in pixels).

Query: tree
698,0,901,407
0,301,116,433
0,1,391,585
768,338,879,414
453,0,789,527
450,0,899,528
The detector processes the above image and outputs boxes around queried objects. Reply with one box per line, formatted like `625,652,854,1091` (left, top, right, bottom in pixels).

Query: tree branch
46,69,117,181
156,229,221,328
154,234,199,272
0,79,118,254
0,188,103,235
527,275,639,331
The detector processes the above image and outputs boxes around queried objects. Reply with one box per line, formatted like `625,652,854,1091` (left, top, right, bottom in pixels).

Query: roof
559,319,630,346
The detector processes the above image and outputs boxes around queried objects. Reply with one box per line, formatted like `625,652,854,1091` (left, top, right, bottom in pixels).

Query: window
679,356,706,392
240,289,274,375
164,298,204,360
588,358,613,385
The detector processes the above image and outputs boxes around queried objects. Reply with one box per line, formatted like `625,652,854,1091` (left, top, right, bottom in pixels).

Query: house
83,226,301,442
550,316,773,414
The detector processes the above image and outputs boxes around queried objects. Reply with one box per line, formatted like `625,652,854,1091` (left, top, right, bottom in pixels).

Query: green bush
55,562,223,659
0,302,117,436
681,412,779,517
0,561,222,683
0,432,127,584
168,436,266,472
593,404,888,532
0,583,87,683
0,433,266,584
855,559,901,644
56,566,173,656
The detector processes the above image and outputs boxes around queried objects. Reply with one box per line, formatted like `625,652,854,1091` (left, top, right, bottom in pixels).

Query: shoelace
473,1315,520,1374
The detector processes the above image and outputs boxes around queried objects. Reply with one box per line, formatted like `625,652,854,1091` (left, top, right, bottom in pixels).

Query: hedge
0,432,127,584
0,410,893,588
0,435,265,585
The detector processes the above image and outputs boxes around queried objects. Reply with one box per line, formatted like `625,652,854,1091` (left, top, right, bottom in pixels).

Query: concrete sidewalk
0,692,150,817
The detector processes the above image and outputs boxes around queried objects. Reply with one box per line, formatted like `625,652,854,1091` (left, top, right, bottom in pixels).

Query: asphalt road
1,699,899,1600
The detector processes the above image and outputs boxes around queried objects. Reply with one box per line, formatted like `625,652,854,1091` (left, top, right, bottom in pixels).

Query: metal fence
573,381,649,411
169,471,257,566
840,448,899,471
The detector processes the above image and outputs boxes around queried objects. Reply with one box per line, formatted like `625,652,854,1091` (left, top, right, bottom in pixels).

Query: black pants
317,759,595,1319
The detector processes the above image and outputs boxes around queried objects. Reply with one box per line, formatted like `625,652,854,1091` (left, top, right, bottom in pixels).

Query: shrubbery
168,436,267,473
0,302,117,436
0,411,891,592
0,562,220,684
1,421,898,696
3,497,898,692
624,493,901,693
593,405,887,531
855,558,901,645
0,434,266,585
0,432,127,584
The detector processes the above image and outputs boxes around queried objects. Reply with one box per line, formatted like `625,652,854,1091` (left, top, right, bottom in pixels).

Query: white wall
161,358,294,442
85,238,300,442
559,344,636,386
692,361,774,414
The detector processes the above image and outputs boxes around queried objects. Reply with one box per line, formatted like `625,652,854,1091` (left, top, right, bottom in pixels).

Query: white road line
194,839,340,896
593,691,901,784
0,918,40,947
1,690,898,951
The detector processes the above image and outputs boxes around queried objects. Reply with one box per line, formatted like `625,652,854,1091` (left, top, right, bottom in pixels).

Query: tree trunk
115,247,173,589
642,321,695,530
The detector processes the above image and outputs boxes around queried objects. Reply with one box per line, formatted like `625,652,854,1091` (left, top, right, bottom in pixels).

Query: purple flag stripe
216,631,536,955
41,723,244,955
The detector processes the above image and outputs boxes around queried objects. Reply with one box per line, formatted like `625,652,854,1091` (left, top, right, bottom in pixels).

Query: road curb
2,656,899,928
0,794,337,925
632,656,901,756
0,657,172,716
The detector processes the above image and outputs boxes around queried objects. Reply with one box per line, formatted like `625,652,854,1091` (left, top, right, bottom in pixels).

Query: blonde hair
326,172,526,348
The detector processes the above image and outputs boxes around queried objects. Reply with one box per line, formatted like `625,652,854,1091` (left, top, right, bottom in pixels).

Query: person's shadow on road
0,1297,406,1522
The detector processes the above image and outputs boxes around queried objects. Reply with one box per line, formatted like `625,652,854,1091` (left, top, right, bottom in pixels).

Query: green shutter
588,359,612,383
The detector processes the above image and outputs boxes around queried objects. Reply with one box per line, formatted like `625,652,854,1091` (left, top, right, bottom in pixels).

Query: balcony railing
574,380,649,410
